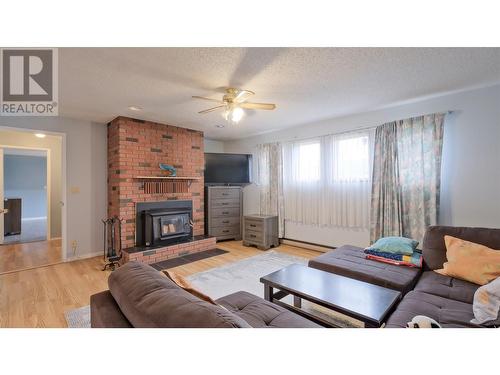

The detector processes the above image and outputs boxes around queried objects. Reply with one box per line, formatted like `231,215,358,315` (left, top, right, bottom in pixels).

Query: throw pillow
163,270,217,305
435,236,500,285
471,276,500,327
366,236,419,256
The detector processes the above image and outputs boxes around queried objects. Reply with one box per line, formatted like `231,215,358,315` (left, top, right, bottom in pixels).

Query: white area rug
65,305,91,328
187,250,307,300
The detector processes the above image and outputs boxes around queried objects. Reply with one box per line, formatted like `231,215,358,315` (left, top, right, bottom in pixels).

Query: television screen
204,153,251,184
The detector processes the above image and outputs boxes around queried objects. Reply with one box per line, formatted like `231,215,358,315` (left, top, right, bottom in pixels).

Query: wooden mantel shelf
134,176,201,180
134,176,201,194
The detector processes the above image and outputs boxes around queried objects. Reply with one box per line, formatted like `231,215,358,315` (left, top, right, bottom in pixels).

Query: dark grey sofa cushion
414,271,479,304
108,261,251,328
308,245,421,294
422,226,500,270
385,291,480,328
216,291,321,328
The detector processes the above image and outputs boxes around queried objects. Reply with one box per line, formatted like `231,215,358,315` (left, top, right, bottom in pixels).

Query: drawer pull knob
222,211,229,215
222,220,229,224
250,224,256,227
223,230,229,233
250,234,256,238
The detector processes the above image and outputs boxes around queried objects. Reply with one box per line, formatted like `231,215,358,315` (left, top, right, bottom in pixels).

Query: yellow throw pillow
435,236,500,285
163,270,217,305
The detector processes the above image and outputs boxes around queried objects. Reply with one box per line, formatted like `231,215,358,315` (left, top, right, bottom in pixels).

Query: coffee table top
260,264,401,326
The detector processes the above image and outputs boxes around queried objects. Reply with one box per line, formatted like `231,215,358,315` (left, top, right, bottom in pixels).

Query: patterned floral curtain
256,142,285,237
370,113,445,244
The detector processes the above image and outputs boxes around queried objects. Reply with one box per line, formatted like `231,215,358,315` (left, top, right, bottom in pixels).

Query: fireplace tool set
102,216,124,271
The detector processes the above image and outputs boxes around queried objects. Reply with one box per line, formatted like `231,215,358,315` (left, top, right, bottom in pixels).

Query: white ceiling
59,48,500,140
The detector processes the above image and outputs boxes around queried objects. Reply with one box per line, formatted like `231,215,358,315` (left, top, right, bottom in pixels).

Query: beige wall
0,128,62,238
224,84,500,248
0,117,107,260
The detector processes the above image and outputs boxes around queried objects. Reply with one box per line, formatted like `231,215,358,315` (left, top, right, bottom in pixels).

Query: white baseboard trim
280,238,333,253
65,250,103,262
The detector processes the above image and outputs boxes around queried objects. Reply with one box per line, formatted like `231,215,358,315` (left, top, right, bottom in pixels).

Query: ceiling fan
192,88,276,124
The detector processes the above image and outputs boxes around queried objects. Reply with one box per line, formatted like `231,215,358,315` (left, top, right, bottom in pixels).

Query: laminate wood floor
0,240,320,327
0,238,62,275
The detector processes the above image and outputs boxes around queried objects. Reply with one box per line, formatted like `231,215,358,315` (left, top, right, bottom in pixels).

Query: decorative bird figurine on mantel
159,163,177,177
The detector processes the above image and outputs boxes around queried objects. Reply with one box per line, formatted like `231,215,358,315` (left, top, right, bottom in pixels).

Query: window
283,130,373,229
334,135,370,181
298,142,320,182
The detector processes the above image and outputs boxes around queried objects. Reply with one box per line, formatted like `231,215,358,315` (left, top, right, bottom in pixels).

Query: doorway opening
0,128,63,274
3,148,48,243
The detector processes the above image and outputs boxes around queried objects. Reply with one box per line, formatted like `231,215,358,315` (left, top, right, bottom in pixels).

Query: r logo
2,49,53,101
0,48,58,116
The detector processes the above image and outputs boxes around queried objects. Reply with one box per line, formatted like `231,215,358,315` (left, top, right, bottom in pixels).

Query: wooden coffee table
260,264,402,328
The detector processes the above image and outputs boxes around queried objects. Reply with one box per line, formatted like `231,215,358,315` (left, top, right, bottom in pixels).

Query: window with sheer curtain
282,131,373,229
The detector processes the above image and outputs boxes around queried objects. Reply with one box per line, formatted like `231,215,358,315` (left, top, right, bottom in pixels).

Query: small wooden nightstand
243,214,279,250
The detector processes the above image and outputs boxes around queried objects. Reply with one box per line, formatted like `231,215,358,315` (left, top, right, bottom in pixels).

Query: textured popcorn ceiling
59,48,500,140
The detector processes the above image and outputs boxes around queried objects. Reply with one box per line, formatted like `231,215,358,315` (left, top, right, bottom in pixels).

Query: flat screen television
204,153,252,185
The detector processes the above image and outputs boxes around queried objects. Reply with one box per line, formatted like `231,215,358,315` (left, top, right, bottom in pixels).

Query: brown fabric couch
90,261,320,328
309,226,500,328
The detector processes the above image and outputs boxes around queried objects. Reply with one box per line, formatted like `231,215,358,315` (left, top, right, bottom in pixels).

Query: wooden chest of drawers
243,214,279,250
205,186,243,241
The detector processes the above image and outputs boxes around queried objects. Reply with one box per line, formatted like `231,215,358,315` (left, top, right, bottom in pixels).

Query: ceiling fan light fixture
194,87,275,123
222,105,244,124
230,107,244,123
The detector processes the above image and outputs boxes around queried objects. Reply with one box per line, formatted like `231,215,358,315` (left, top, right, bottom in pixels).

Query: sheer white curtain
283,130,373,229
256,142,285,237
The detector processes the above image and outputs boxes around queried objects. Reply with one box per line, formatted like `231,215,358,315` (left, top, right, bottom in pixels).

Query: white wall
204,138,225,153
0,117,107,259
0,129,62,238
224,84,500,248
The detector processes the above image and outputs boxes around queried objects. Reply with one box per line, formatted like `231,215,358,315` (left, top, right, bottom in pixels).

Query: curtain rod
280,111,453,144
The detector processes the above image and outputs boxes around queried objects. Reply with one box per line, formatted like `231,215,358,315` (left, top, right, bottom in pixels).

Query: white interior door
0,147,4,244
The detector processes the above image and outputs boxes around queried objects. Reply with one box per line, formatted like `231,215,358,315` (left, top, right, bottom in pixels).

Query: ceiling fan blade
239,102,276,110
192,95,224,103
198,105,226,114
233,90,255,103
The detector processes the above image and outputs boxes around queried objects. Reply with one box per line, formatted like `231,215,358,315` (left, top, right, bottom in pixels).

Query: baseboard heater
280,238,335,253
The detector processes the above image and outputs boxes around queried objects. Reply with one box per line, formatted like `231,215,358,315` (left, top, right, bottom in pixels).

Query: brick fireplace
107,116,215,264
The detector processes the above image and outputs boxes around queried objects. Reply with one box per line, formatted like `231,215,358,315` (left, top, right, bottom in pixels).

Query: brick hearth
121,236,217,265
107,116,206,253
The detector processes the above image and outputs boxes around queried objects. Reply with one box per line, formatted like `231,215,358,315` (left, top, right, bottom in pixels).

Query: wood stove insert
136,200,193,247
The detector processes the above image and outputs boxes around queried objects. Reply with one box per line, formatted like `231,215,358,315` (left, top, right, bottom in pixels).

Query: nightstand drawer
211,217,240,227
245,220,263,232
244,230,263,242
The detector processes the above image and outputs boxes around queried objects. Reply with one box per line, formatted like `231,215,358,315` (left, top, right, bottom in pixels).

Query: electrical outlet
71,240,78,255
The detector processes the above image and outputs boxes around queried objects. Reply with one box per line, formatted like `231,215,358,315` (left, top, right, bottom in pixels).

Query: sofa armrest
90,290,133,328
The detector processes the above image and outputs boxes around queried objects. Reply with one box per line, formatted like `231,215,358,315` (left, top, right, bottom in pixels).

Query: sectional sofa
91,225,499,328
309,225,500,327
